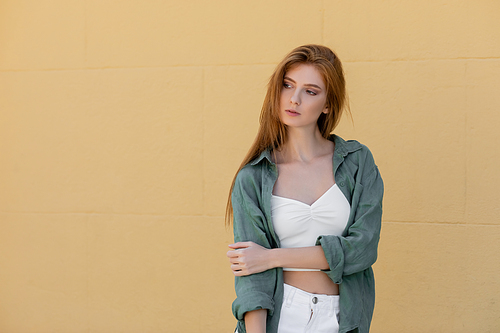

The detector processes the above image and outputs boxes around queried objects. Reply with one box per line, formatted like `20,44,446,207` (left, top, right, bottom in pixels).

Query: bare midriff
283,271,339,295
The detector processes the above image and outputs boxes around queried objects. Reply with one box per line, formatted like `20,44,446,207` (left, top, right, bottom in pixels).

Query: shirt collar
250,148,274,166
249,134,362,166
331,134,363,157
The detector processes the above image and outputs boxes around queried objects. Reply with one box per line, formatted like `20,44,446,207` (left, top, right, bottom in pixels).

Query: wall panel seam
382,221,499,227
202,66,206,215
2,57,499,73
0,211,223,218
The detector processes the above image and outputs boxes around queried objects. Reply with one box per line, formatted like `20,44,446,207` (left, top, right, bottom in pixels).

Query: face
279,63,328,130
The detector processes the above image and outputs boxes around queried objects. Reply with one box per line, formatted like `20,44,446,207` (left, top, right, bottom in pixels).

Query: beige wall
1,1,499,332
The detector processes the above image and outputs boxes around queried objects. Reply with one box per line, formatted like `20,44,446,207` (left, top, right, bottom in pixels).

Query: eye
306,90,317,96
283,82,292,89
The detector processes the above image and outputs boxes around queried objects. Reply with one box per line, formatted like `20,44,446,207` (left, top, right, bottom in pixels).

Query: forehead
284,63,326,88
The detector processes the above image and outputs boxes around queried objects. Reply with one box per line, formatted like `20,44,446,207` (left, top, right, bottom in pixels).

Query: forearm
269,246,330,270
244,309,267,333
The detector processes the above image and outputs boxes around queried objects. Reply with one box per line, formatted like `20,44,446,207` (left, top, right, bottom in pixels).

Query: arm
230,169,278,331
316,153,384,283
228,242,329,276
244,309,267,333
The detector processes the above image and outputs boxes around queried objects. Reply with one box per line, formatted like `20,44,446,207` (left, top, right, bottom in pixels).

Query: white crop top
271,184,350,271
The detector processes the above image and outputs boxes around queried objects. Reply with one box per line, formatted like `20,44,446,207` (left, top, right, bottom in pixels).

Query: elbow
343,240,379,276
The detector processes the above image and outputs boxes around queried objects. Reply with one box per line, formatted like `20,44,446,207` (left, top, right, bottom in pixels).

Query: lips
285,109,300,116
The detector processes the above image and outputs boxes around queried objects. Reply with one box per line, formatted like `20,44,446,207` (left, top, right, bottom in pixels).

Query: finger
233,269,249,277
231,262,244,268
226,250,243,258
228,241,252,249
231,264,243,272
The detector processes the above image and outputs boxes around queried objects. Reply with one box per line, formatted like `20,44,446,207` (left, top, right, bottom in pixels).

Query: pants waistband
283,283,339,308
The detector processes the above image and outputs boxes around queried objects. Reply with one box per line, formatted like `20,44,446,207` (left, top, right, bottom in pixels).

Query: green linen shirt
231,135,384,333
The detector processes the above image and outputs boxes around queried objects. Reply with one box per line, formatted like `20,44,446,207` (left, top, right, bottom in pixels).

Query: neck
280,126,331,163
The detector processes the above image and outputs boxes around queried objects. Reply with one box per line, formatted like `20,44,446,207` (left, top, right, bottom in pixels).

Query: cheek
280,89,287,98
313,98,327,113
279,91,288,108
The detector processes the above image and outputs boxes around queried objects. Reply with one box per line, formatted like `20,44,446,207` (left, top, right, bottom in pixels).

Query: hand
227,241,272,276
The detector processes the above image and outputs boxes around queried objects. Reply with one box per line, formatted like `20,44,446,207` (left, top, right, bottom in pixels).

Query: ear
322,105,328,114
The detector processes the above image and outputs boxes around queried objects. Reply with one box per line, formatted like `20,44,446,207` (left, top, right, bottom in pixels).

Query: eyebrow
284,76,323,90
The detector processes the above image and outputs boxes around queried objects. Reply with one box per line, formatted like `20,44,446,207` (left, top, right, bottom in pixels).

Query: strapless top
271,184,350,271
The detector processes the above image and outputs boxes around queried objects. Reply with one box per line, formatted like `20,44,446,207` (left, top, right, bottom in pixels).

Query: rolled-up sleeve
316,152,384,284
231,172,277,320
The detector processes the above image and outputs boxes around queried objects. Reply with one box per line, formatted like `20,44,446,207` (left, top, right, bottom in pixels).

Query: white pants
277,283,340,333
235,284,340,333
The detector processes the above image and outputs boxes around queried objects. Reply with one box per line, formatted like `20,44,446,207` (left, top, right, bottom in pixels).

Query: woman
226,44,383,333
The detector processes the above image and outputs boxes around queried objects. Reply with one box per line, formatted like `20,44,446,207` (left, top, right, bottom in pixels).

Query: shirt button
312,297,318,304
339,181,345,187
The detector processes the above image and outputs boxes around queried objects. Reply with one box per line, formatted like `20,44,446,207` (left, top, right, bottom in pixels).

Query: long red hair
225,44,349,225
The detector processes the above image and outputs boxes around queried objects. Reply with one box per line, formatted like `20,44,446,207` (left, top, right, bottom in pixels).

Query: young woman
225,45,384,333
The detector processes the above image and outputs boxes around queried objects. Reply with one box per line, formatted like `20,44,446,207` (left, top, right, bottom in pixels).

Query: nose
290,89,300,106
